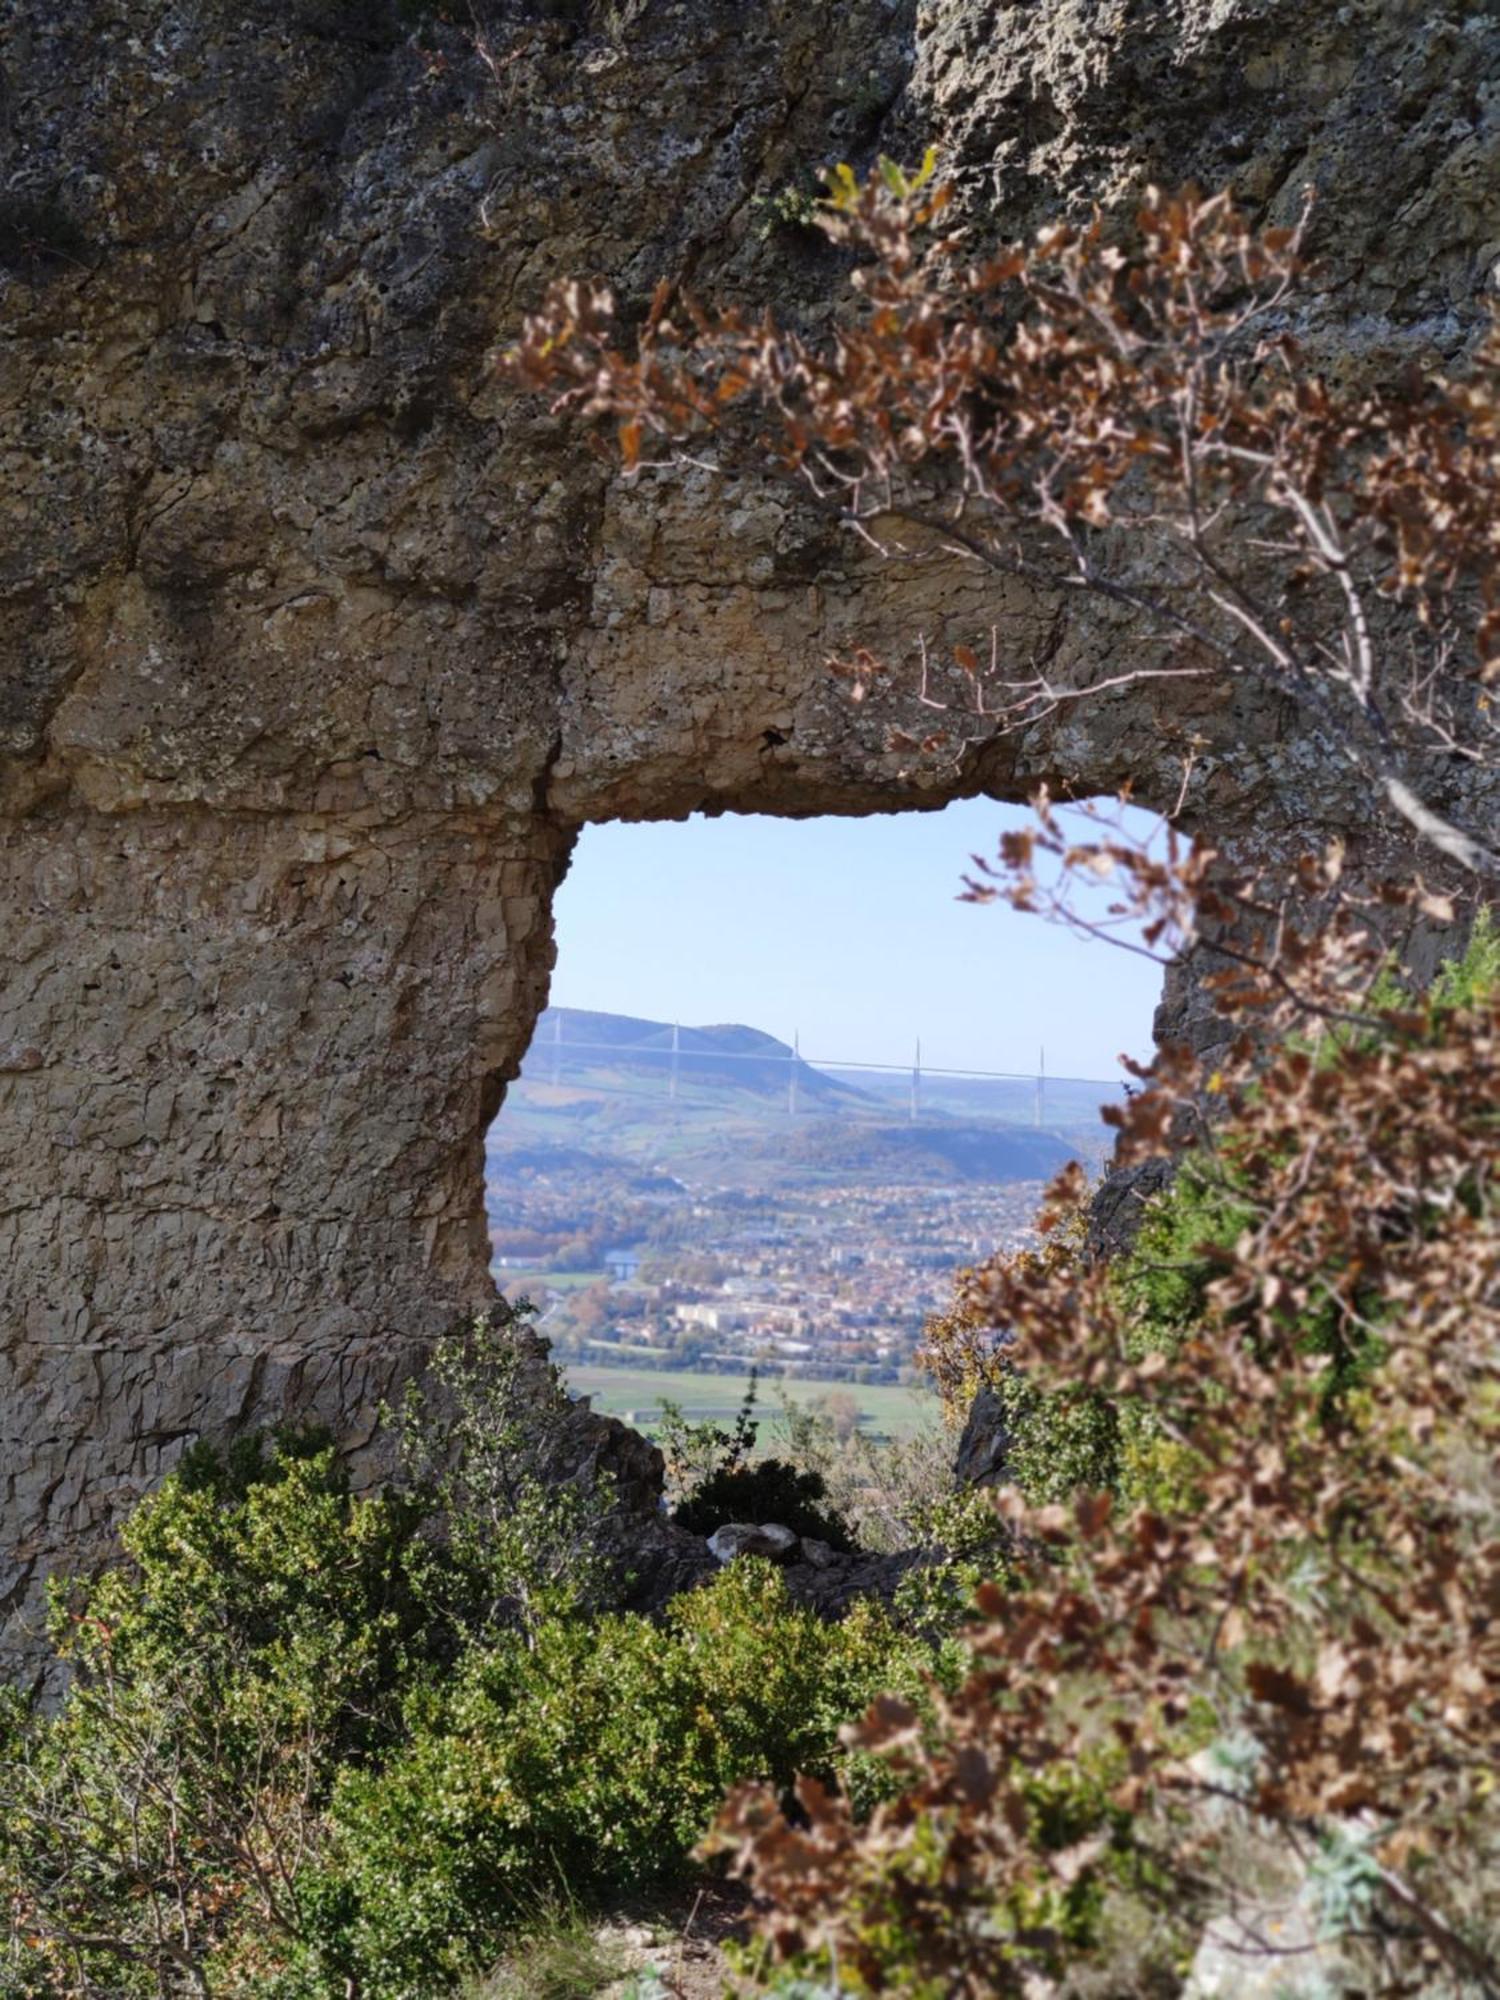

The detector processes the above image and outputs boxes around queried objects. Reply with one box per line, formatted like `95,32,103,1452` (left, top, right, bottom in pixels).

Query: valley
486,1007,1121,1389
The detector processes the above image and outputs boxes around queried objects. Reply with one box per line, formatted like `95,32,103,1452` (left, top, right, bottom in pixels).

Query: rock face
1,0,1496,1657
954,1383,1012,1490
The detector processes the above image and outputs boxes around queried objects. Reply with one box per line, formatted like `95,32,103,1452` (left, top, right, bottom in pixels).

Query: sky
543,797,1168,1082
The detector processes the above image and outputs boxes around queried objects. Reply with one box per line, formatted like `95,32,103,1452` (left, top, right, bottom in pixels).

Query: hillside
820,1065,1128,1145
520,1008,871,1108
493,1007,1096,1187
755,1118,1075,1185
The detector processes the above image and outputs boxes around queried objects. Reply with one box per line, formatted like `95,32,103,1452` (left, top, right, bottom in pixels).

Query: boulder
706,1522,800,1565
782,1546,929,1619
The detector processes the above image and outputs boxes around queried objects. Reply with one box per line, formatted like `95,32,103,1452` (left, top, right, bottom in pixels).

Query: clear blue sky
544,798,1166,1082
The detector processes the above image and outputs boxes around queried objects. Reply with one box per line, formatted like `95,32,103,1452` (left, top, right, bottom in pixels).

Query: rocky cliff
2,0,1496,1656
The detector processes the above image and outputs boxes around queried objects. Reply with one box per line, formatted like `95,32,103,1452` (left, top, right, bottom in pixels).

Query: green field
495,1270,607,1297
562,1362,936,1441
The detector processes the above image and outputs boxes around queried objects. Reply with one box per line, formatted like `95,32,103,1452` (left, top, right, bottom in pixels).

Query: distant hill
491,1006,1109,1188
747,1117,1075,1184
520,1008,870,1108
820,1066,1128,1143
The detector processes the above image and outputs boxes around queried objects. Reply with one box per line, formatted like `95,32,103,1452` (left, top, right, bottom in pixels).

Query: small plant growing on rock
657,1368,760,1502
749,178,822,242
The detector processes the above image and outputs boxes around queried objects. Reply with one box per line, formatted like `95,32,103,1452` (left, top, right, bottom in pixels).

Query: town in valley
487,1008,1121,1400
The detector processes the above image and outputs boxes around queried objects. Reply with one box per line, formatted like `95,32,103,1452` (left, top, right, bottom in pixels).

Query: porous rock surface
2,0,1496,1656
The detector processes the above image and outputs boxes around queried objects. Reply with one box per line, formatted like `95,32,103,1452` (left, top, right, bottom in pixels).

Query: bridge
528,1015,1127,1127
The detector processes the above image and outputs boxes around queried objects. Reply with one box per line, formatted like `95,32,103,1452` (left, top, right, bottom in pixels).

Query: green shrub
1431,905,1499,1011
391,1305,617,1646
891,1485,1019,1639
0,1306,637,1999
673,1458,855,1550
770,1390,958,1555
662,1371,856,1548
656,1371,761,1503
0,1336,946,2000
288,1562,935,1996
0,1433,429,2000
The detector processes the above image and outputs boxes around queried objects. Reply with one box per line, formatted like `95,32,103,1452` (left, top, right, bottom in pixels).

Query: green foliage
985,1363,1124,1508
96,1425,427,1725
727,1745,1140,1999
673,1458,855,1550
1431,905,1499,1012
0,1306,630,1999
0,1433,429,1999
891,1486,1018,1639
663,1371,855,1547
391,1302,616,1644
824,147,938,215
656,1369,760,1502
750,179,822,242
1,1313,945,1999
770,1390,959,1556
1116,1162,1254,1358
466,1895,631,2000
750,147,939,246
1305,1823,1382,1941
290,1564,933,1995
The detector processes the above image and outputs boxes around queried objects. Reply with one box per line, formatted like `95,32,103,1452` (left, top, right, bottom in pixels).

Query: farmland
562,1362,937,1442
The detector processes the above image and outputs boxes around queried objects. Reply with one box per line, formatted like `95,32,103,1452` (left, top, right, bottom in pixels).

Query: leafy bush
0,1308,613,1998
716,889,1500,1995
391,1305,617,1645
888,1486,1019,1640
661,1371,855,1549
656,1370,760,1503
0,1311,946,1999
0,1431,438,2000
672,1458,855,1550
770,1390,959,1555
282,1564,933,1996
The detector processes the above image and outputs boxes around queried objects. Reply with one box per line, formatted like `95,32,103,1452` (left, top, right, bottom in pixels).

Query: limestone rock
783,1545,928,1619
954,1383,1012,1490
614,1522,722,1618
706,1521,800,1565
1,0,1496,1661
1185,1913,1351,2000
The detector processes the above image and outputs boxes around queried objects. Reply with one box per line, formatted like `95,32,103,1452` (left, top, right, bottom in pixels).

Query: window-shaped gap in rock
486,797,1169,1438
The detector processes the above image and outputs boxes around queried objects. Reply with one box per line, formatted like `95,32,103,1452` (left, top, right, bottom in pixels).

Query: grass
515,1270,607,1294
468,1902,632,2000
563,1362,934,1440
